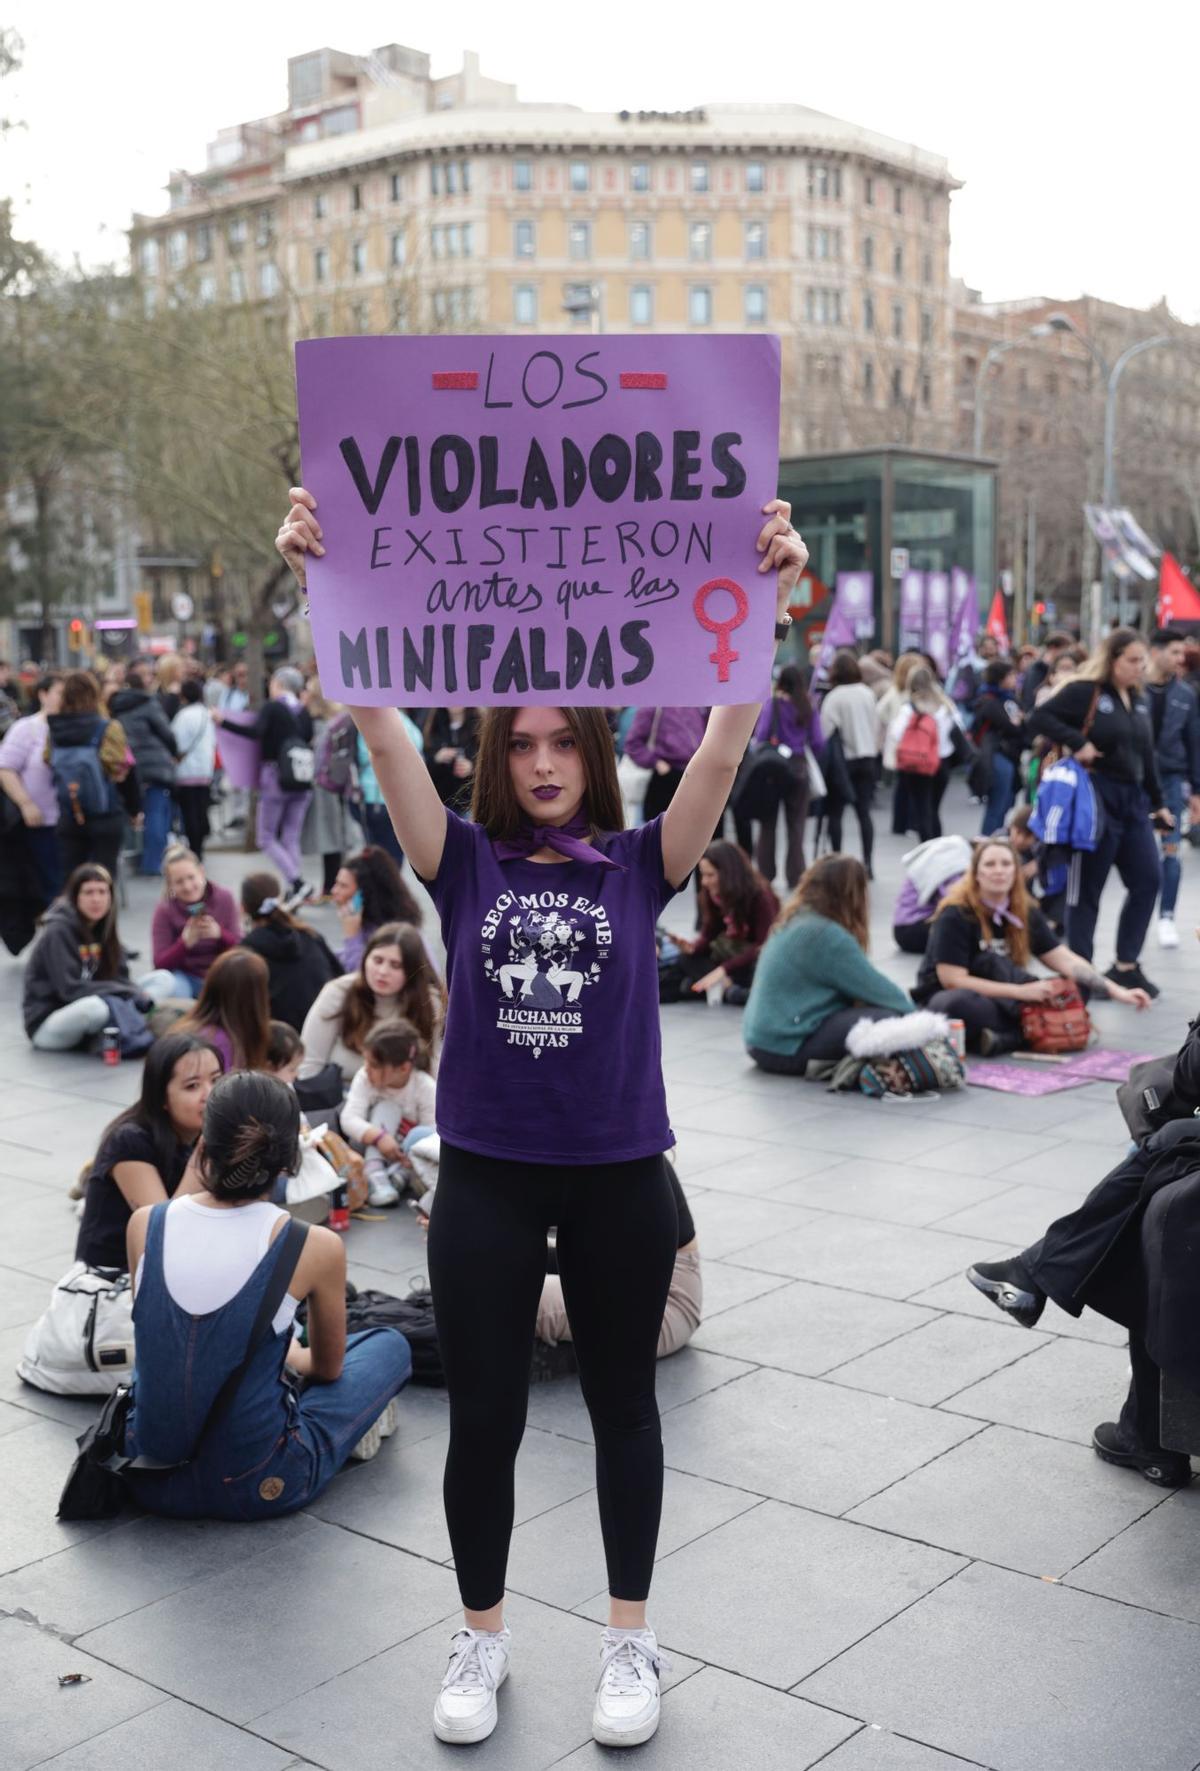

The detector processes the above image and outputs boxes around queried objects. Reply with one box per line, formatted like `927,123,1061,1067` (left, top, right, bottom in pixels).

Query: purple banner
217,715,261,789
949,568,980,666
899,570,925,653
814,571,874,681
924,571,951,676
966,1063,1088,1096
295,335,781,707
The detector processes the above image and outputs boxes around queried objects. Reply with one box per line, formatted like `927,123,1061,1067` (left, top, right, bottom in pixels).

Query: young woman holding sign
276,483,807,1750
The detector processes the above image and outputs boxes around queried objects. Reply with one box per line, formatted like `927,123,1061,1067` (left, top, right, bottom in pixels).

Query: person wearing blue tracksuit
1145,628,1200,952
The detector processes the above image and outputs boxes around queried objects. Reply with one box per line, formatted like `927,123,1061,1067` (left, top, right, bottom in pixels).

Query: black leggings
426,1142,679,1611
827,756,876,874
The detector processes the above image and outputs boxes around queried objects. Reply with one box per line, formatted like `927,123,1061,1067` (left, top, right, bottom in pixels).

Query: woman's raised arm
277,488,448,879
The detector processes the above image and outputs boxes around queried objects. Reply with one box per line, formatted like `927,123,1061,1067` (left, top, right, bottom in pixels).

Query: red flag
1159,553,1200,625
986,590,1010,651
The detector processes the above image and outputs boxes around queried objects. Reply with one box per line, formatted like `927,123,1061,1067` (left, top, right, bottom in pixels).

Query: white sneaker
1159,917,1181,949
592,1626,668,1748
366,1171,401,1207
348,1397,399,1462
433,1626,511,1744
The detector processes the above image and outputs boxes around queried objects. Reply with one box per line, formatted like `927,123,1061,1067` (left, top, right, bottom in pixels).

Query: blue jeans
362,801,404,866
141,784,174,875
1159,772,1186,916
981,751,1016,836
1067,776,1161,964
168,970,204,998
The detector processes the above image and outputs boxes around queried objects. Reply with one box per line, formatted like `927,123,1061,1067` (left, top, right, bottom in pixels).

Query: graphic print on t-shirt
480,884,613,1058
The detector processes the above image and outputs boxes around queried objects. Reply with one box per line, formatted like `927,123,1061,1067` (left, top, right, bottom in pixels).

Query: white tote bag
617,709,661,826
18,1263,134,1396
805,747,827,800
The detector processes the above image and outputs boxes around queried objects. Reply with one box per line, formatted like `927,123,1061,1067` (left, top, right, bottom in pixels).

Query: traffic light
134,590,153,634
68,618,85,652
1034,601,1046,620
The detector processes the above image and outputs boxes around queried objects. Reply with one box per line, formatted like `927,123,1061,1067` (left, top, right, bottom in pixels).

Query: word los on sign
338,431,746,518
338,620,654,697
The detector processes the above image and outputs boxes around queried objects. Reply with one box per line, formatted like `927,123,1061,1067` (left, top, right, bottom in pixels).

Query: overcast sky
4,0,1196,319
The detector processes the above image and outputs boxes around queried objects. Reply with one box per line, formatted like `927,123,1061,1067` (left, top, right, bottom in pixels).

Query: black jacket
108,689,177,787
1146,676,1200,781
1027,678,1162,806
240,922,340,1032
973,689,1025,764
253,700,313,765
424,709,481,806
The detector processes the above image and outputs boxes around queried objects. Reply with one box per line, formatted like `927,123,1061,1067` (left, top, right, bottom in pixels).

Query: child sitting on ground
340,1021,437,1209
263,1020,365,1223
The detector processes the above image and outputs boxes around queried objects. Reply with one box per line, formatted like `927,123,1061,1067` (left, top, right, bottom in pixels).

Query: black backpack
298,1282,445,1385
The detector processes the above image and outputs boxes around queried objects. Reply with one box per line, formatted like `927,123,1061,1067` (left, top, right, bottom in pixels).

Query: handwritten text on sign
295,335,781,707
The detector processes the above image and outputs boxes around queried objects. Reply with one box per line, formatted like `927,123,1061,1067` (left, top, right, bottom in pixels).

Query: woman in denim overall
122,1070,411,1520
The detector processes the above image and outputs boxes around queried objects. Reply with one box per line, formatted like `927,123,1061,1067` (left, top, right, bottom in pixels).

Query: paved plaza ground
3,783,1200,1769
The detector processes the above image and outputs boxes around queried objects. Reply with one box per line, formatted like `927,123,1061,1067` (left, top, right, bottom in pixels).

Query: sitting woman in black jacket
239,871,341,1032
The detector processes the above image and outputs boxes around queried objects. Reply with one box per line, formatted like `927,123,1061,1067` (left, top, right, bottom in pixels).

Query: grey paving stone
0,1415,128,1576
798,1560,1200,1771
76,1519,461,1724
506,1469,761,1609
0,1512,318,1637
1067,1485,1200,1622
1043,1095,1136,1146
555,1666,859,1769
578,1500,964,1689
764,1106,978,1164
680,1146,847,1199
928,1180,1087,1244
685,1192,818,1260
692,1279,936,1377
827,1312,1052,1405
525,1345,755,1443
728,1216,1007,1301
698,1260,792,1318
671,1092,825,1143
0,1615,161,1771
31,1696,295,1769
917,1128,1064,1178
0,1180,93,1279
0,1397,37,1437
662,1366,981,1514
940,1334,1133,1444
906,1271,1129,1345
767,1159,1009,1227
848,1422,1165,1577
991,1138,1124,1195
816,1728,985,1768
251,1590,700,1770
0,1261,58,1330
0,1324,125,1427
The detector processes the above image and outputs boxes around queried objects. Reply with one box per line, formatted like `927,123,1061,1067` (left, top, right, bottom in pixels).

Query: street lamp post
1101,333,1174,624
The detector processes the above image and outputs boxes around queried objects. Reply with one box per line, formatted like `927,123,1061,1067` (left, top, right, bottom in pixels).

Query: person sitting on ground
174,947,273,1073
911,837,1150,1054
301,922,445,1083
121,1070,413,1520
341,1020,438,1208
73,1033,223,1271
891,833,972,955
743,854,915,1074
151,844,240,1000
23,864,177,1052
329,845,431,974
239,870,341,1032
45,670,132,880
662,840,778,1005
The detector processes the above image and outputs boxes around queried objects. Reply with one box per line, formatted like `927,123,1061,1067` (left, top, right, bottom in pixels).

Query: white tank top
134,1196,300,1335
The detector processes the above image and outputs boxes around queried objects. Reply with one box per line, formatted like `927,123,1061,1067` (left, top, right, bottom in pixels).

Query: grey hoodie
22,898,138,1036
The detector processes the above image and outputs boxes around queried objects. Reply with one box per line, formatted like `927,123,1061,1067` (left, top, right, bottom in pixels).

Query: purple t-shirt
423,808,680,1165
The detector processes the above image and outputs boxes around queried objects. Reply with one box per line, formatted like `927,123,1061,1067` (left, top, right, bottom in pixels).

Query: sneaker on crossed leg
433,1625,511,1744
593,1624,668,1747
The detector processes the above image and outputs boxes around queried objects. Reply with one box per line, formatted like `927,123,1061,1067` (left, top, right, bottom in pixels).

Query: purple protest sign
924,571,951,675
898,570,925,652
966,1063,1088,1097
1057,1049,1156,1083
295,335,782,707
948,568,979,667
217,715,262,790
814,571,873,682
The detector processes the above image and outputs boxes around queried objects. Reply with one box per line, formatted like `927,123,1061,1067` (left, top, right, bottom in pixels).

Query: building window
514,158,532,191
194,225,212,263
808,163,842,200
142,284,158,315
921,371,932,408
569,220,591,261
746,159,765,193
805,287,842,325
690,161,710,193
255,211,274,249
460,160,471,193
864,292,875,331
629,221,652,261
352,301,369,333
892,300,903,339
390,293,410,331
893,182,903,214
891,243,903,279
863,359,874,400
352,240,367,276
862,235,874,270
461,223,473,259
564,282,596,326
351,182,363,211
892,366,904,404
390,172,403,202
226,217,247,252
197,274,217,304
744,285,766,324
139,238,159,275
569,159,589,191
513,284,536,325
446,224,461,258
630,160,649,192
446,161,459,194
630,284,653,326
431,226,443,260
514,220,535,258
745,221,765,260
921,308,933,344
689,221,712,262
921,251,932,286
689,286,713,326
314,248,328,283
809,226,831,261
430,163,441,196
313,193,327,221
259,263,280,298
390,230,406,268
864,174,875,206
167,229,188,268
229,266,245,302
923,191,934,223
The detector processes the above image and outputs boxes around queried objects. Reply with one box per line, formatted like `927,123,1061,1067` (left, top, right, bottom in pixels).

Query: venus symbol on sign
693,578,749,684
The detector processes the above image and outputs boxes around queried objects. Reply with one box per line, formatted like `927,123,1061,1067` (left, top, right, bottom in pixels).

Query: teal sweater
742,910,913,1057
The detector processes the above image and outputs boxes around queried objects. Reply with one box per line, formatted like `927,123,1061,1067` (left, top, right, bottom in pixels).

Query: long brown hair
176,948,272,1071
774,854,870,950
469,707,624,840
63,863,124,977
241,869,318,939
698,840,773,937
1076,625,1145,689
336,922,444,1063
933,838,1032,966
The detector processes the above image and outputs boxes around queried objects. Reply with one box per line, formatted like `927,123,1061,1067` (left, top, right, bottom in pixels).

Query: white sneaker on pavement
347,1396,399,1462
1159,916,1181,949
433,1626,511,1744
365,1171,401,1207
592,1625,668,1747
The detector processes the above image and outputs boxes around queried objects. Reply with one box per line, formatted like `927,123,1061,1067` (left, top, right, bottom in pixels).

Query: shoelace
442,1629,503,1696
598,1631,670,1696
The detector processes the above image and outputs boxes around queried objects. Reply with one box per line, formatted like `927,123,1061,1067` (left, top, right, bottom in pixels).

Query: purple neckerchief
493,815,625,871
981,895,1022,930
